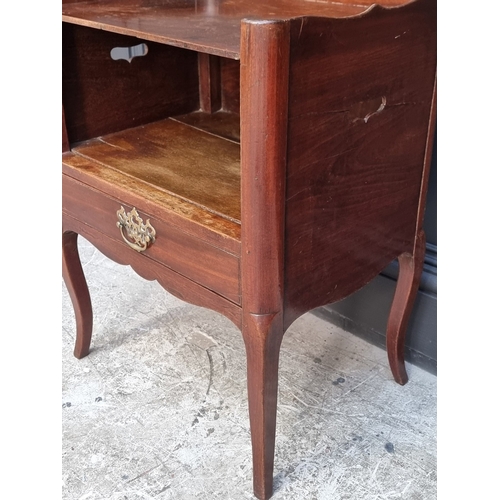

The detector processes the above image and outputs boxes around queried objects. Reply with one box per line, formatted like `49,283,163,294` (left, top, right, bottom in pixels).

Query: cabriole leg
386,231,426,385
62,230,93,359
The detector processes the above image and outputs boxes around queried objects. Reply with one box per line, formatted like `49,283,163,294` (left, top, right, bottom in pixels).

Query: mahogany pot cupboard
62,0,437,498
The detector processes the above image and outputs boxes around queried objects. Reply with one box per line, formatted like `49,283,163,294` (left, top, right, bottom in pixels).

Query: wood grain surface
62,152,241,252
240,19,290,500
283,0,437,328
72,118,241,223
64,174,241,304
220,58,241,114
198,53,221,113
62,0,375,59
62,230,93,358
62,1,437,498
63,214,243,329
63,24,199,143
172,110,240,143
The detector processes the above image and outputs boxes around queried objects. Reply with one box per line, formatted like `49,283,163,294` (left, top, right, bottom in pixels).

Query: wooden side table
62,0,436,498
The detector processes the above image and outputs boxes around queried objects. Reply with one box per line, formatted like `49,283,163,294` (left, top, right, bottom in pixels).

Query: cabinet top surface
62,0,413,58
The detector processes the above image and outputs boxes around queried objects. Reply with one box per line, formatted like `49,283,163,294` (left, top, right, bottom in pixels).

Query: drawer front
63,174,240,304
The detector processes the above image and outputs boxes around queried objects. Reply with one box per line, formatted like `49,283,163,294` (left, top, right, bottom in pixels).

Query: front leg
242,312,284,500
62,230,93,359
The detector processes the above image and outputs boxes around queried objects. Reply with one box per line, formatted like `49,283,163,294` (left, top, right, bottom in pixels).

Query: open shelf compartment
63,20,243,239
69,114,241,223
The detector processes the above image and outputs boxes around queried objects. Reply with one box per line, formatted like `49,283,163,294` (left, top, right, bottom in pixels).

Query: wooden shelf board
62,0,371,59
172,110,240,143
70,117,241,224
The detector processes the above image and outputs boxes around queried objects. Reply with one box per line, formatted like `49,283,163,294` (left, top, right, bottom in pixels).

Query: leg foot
242,313,284,500
386,231,426,385
62,231,93,359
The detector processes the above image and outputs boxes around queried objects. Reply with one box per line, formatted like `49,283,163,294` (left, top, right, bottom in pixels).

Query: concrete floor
62,237,437,500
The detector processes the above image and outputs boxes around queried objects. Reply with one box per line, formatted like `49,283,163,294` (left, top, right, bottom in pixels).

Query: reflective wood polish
62,1,437,498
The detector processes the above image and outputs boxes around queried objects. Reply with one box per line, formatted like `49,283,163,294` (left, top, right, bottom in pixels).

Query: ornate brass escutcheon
116,206,156,252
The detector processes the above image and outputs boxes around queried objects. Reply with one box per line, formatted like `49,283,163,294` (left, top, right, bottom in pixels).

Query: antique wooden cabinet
62,0,437,498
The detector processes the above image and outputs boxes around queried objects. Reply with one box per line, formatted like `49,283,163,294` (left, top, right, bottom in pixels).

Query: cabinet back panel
63,23,200,144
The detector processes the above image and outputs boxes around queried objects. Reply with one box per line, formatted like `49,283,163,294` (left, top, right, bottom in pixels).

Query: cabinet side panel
63,23,200,143
221,58,240,114
62,106,70,152
284,0,436,327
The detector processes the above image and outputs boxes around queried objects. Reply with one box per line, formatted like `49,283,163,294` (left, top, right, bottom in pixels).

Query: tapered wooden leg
242,313,284,500
62,230,93,359
386,231,426,385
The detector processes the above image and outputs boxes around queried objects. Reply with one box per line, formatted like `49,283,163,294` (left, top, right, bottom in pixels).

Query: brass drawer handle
116,206,156,252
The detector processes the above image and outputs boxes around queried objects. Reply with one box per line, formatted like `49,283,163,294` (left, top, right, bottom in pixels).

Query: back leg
62,230,93,359
386,231,426,385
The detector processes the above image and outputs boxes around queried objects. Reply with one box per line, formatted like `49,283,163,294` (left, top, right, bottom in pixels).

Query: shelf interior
70,112,241,224
172,110,240,143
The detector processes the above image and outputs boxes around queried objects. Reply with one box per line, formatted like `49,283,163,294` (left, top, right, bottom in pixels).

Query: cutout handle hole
110,43,148,63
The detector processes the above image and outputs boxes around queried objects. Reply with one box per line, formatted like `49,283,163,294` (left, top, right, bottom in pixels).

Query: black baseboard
314,260,437,376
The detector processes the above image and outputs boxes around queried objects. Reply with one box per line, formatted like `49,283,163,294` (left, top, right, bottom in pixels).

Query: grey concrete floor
62,237,437,500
